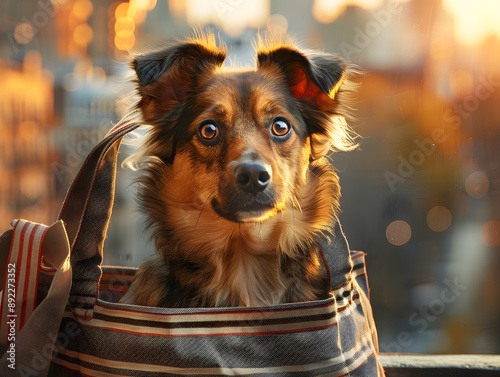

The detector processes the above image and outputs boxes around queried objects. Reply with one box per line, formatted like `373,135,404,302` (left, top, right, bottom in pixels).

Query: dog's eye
198,123,219,141
271,119,291,137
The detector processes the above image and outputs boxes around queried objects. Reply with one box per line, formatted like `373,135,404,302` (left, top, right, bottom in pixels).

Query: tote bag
0,116,384,376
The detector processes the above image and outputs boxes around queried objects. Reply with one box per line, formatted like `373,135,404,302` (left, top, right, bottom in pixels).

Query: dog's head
128,34,356,225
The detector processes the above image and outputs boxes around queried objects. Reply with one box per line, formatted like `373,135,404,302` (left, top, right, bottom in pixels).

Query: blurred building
0,51,58,224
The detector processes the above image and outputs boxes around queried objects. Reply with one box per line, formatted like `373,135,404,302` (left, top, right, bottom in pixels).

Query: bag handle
56,114,140,311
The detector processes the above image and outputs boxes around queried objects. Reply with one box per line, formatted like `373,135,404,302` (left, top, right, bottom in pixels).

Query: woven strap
57,116,140,311
317,219,355,289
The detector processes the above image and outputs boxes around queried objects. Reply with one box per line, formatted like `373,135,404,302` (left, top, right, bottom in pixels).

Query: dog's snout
235,163,271,194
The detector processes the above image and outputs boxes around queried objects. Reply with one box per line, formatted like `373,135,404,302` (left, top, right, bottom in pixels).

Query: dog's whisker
257,222,265,242
193,187,219,229
292,192,299,208
194,203,207,230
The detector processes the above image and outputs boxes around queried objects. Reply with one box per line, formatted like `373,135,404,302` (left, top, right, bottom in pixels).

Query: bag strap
56,115,140,312
317,219,356,290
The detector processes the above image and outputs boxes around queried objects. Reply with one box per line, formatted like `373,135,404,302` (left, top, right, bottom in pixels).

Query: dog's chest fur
125,162,337,308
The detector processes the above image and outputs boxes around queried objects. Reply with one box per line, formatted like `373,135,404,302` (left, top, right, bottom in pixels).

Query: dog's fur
120,33,358,308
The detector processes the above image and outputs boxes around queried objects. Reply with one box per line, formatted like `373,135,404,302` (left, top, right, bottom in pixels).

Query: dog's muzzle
212,160,276,222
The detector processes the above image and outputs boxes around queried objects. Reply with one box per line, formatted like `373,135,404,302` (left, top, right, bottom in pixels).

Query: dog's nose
235,163,271,194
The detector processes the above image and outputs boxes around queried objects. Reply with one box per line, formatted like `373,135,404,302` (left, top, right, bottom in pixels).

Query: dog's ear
257,46,356,159
257,46,346,113
132,38,226,123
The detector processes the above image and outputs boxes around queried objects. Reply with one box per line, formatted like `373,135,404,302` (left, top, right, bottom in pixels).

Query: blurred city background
1,0,499,354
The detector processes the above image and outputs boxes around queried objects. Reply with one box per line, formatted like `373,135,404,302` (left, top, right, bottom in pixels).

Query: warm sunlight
443,0,500,45
313,0,385,23
185,0,270,36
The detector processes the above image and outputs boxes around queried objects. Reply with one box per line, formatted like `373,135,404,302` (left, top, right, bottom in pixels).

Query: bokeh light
72,0,93,20
266,14,288,36
113,2,137,51
465,171,489,199
115,2,130,18
115,16,136,33
312,0,346,24
115,30,135,51
131,0,157,11
482,220,500,248
13,22,35,45
169,0,186,19
386,220,412,246
73,23,93,46
427,206,452,232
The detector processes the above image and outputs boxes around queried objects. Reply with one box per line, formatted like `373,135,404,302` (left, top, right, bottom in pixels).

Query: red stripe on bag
14,222,31,305
0,220,28,344
1,220,48,343
19,225,38,330
32,225,47,324
0,230,15,344
19,224,40,328
15,222,32,329
337,293,360,314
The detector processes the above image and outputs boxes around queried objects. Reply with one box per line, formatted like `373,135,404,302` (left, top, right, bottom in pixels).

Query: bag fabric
0,116,384,376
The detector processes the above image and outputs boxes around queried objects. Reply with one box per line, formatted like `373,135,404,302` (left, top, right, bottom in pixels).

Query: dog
120,33,358,308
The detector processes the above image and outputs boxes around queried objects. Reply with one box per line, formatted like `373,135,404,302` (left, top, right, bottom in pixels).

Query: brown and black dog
120,33,358,308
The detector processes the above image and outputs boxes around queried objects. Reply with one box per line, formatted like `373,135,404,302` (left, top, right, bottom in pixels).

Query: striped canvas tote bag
0,116,384,376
